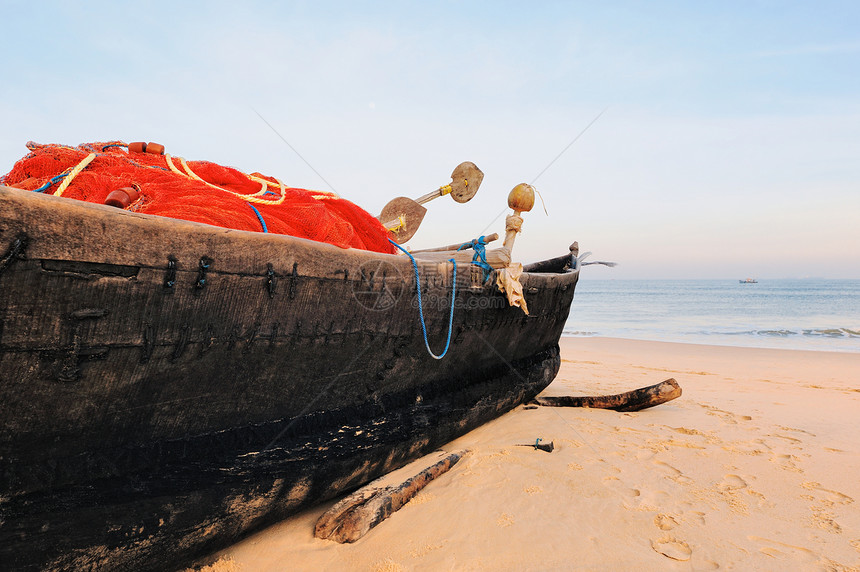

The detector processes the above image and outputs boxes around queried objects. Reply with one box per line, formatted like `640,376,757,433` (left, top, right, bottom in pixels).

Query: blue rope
28,145,170,195
388,238,456,360
458,235,493,282
246,202,268,233
31,173,69,193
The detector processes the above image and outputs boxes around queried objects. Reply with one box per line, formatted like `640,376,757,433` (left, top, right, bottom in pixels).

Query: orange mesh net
0,141,396,254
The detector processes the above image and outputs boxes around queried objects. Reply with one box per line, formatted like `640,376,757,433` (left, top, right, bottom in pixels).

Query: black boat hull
0,186,578,570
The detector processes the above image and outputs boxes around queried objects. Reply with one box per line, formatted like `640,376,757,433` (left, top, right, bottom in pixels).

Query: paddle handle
415,186,450,205
410,233,499,254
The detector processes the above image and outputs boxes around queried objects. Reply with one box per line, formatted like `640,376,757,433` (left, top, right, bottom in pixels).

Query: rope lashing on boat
458,235,493,282
505,213,523,235
388,239,457,360
387,215,407,232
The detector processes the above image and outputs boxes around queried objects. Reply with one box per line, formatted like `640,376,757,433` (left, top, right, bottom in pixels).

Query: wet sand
194,337,860,571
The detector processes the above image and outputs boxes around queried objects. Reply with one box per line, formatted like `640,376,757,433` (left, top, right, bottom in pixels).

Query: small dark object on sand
516,438,554,452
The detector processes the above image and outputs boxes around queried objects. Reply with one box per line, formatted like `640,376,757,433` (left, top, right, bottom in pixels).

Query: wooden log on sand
532,378,682,412
315,449,468,543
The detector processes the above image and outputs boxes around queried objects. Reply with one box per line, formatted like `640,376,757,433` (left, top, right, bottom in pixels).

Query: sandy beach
195,337,860,571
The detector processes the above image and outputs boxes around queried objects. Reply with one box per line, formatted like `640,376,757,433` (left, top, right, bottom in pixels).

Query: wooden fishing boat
0,181,580,571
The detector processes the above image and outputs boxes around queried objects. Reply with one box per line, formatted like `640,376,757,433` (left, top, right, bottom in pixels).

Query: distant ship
739,278,758,284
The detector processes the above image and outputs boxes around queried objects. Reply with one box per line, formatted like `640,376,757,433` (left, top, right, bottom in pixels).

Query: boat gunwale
0,183,579,284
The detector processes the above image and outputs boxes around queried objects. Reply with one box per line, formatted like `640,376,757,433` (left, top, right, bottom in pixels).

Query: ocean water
563,279,860,353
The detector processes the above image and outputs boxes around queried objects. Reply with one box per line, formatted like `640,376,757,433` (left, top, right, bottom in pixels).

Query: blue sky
2,1,858,278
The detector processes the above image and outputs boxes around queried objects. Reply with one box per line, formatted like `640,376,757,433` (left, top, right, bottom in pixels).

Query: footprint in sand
654,461,693,484
810,507,842,534
373,558,406,572
496,513,514,527
769,433,803,445
748,536,819,562
777,425,816,437
715,474,752,514
651,537,692,561
655,460,681,476
722,439,769,456
717,474,748,491
669,426,701,436
801,482,855,506
812,510,842,534
770,453,804,473
654,514,679,530
700,405,752,426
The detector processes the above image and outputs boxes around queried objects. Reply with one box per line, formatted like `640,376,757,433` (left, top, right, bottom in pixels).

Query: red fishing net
0,141,396,254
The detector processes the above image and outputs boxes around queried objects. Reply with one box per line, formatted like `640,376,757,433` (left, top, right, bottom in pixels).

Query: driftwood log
532,378,682,412
315,450,468,543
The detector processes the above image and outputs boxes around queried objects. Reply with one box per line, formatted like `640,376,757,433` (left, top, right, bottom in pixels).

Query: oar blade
378,196,427,243
449,161,484,204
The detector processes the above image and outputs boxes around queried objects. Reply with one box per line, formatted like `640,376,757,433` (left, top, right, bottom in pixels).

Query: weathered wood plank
315,449,468,543
533,378,682,411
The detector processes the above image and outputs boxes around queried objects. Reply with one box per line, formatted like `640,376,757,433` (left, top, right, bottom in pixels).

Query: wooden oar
378,197,427,244
414,161,483,205
409,232,499,254
379,161,484,243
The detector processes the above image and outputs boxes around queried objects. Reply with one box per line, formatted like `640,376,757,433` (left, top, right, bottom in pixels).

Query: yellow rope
53,153,97,196
164,153,186,178
36,145,317,210
439,184,453,196
386,214,406,231
164,154,288,206
311,192,340,200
